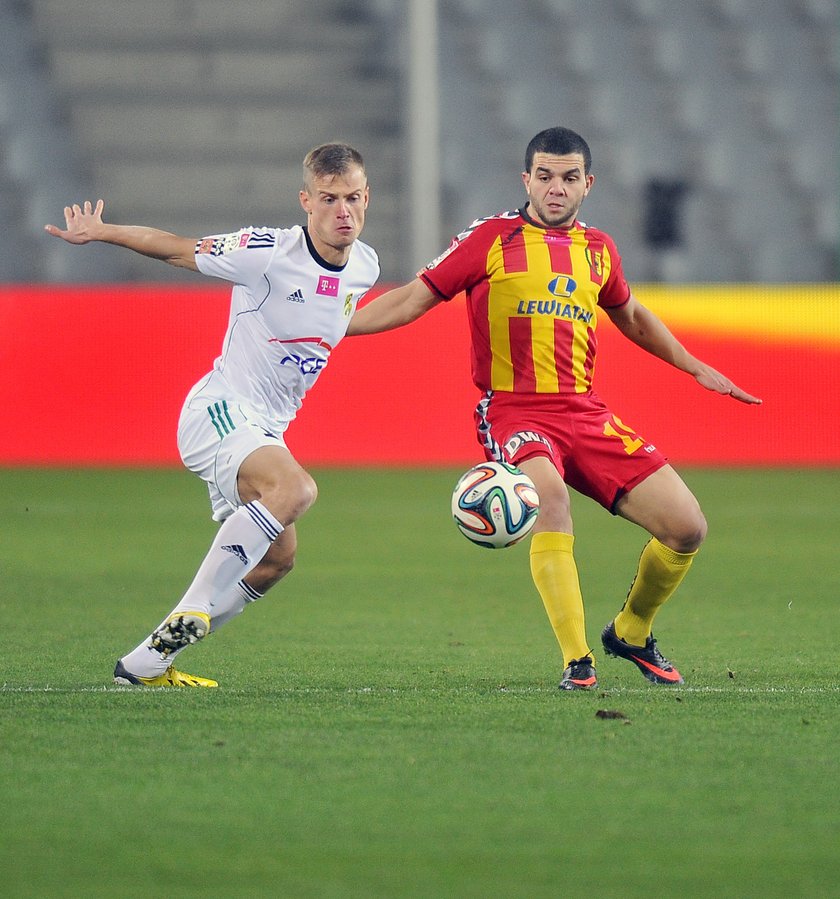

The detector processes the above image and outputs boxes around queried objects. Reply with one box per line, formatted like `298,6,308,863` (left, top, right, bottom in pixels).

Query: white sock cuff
244,500,284,541
237,579,264,603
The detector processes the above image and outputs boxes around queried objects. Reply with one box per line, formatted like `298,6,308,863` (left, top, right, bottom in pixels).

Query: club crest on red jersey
585,247,604,277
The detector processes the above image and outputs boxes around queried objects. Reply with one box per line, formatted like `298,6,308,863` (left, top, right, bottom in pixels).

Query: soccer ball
451,461,540,548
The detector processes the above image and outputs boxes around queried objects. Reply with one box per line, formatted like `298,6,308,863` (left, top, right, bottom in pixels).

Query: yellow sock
614,538,697,646
529,531,593,667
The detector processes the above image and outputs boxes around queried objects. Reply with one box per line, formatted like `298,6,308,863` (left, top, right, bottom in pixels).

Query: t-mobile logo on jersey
316,275,340,297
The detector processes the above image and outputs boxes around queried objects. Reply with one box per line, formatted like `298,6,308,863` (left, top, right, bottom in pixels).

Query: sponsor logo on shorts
503,430,553,459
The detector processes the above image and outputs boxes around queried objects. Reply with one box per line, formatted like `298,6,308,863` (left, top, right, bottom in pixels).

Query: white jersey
191,225,380,423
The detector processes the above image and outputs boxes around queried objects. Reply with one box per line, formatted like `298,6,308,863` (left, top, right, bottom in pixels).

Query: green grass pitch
2,466,838,898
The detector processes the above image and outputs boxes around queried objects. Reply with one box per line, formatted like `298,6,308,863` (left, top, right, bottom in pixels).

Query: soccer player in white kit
45,143,380,686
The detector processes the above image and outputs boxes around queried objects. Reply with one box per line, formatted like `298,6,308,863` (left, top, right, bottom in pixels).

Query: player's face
299,165,369,263
522,152,594,228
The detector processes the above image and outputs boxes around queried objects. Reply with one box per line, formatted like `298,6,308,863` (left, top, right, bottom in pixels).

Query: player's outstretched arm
45,199,199,271
606,295,762,405
347,277,440,336
690,364,762,404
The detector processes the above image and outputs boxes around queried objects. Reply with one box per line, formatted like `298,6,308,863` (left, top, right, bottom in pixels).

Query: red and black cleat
601,621,684,684
559,656,598,691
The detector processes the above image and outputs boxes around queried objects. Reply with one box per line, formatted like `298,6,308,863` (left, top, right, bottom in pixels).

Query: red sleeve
417,217,501,301
597,231,631,309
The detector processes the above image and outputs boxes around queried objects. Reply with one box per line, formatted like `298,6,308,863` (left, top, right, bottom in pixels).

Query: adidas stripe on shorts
178,390,289,522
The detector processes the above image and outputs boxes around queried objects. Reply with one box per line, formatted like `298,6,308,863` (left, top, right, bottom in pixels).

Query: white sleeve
194,228,278,288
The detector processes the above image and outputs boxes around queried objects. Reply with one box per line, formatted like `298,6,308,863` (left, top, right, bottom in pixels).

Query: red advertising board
2,284,838,466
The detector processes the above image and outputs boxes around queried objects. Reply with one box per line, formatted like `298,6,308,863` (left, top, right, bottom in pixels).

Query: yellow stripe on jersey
483,221,619,393
569,236,595,392
486,236,515,391
528,237,561,393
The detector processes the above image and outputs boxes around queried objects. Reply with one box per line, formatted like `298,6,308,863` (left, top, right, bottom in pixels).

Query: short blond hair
302,143,366,191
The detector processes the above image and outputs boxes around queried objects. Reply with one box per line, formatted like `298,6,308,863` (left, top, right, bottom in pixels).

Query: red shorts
474,390,668,512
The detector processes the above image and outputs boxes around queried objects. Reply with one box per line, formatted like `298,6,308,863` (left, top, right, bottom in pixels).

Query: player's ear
584,173,595,195
521,170,530,190
299,189,311,214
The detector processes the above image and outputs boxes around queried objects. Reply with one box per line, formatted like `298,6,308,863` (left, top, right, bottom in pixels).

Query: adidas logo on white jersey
286,288,305,303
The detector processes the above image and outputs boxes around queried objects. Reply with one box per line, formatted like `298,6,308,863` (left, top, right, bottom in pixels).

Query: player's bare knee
692,513,709,550
668,511,707,553
288,470,318,518
260,470,318,524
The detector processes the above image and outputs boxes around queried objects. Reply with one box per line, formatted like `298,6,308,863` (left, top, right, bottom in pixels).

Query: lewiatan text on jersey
515,300,594,323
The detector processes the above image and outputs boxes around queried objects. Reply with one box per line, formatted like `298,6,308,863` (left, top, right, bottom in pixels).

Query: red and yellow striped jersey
420,206,630,393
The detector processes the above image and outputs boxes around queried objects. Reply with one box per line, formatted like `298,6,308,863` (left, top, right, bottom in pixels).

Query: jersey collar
302,226,348,272
519,203,579,233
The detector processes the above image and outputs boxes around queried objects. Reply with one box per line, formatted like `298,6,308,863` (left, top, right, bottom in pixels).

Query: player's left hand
695,366,762,405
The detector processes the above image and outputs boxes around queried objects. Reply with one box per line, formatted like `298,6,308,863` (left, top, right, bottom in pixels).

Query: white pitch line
2,684,839,696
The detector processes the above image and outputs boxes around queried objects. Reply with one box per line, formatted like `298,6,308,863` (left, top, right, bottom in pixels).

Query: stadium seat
3,0,838,284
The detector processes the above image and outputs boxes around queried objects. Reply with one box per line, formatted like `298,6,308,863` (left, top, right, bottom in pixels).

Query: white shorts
178,389,290,522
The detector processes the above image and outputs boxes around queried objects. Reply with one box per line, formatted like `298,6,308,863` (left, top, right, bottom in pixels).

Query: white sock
210,579,265,631
172,501,282,617
119,501,282,676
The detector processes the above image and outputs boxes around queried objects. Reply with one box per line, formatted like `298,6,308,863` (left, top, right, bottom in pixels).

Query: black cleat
559,656,598,691
601,621,683,684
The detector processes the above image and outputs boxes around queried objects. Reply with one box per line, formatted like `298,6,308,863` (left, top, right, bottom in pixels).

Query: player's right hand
44,199,105,244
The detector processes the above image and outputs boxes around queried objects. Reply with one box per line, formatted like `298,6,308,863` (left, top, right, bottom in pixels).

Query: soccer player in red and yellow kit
348,127,761,690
